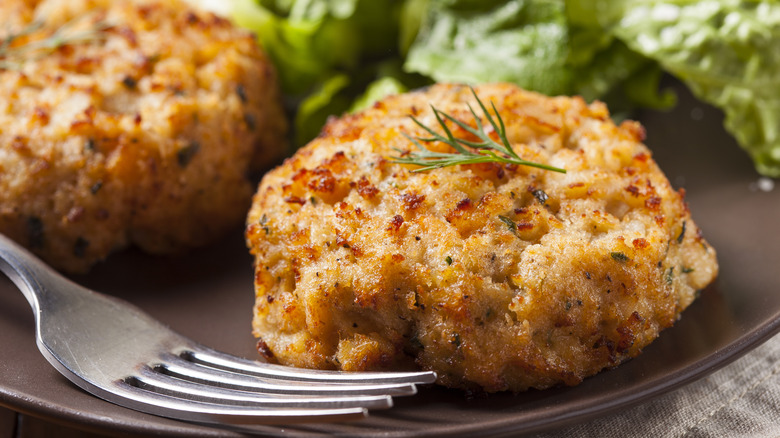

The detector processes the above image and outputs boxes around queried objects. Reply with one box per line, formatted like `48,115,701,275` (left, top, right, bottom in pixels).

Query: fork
0,234,436,425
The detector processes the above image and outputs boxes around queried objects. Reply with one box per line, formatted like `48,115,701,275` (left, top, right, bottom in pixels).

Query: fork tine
1,232,436,426
112,379,370,425
157,353,420,396
182,348,438,385
128,366,394,410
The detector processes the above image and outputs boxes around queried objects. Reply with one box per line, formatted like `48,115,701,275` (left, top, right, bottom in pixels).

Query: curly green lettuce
230,0,408,145
230,0,780,176
608,0,780,177
404,0,673,111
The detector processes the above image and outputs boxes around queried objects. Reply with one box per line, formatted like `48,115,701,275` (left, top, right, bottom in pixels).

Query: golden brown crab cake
0,0,288,273
246,83,718,392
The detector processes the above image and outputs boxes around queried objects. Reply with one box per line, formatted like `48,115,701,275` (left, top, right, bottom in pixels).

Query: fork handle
0,233,61,314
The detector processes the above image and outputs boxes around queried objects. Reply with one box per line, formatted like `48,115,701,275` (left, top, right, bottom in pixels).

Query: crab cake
0,0,287,273
246,83,718,392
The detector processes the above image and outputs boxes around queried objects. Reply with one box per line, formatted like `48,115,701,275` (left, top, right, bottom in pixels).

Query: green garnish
677,221,687,244
392,88,566,174
445,255,453,265
0,17,109,70
665,267,674,285
259,214,271,235
610,251,629,263
498,215,517,233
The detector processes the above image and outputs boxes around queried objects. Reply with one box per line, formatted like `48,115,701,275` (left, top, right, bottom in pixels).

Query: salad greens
229,0,780,177
230,0,423,145
406,0,674,111
609,0,780,177
405,1,574,96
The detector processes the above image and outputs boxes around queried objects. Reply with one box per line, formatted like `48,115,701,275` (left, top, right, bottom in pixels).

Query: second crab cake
0,0,287,273
246,83,718,392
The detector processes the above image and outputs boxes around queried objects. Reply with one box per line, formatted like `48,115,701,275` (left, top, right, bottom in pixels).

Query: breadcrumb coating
0,0,287,272
246,83,718,392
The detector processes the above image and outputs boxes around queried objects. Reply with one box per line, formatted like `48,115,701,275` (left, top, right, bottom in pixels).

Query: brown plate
1,82,779,437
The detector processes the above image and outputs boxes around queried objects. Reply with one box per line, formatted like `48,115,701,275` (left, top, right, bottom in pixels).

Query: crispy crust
0,0,287,272
246,83,718,392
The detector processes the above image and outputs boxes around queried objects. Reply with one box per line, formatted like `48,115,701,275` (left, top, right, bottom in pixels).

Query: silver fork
0,234,436,425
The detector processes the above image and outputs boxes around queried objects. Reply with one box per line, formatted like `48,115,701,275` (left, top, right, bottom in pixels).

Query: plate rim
3,284,779,437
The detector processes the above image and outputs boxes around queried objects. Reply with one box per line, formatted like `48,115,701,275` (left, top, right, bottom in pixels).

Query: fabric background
536,334,780,437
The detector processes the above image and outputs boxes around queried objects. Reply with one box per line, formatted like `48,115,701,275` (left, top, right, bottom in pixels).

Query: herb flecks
498,215,517,233
532,189,549,205
0,17,110,70
610,251,629,263
677,221,687,244
665,267,674,285
391,88,566,174
259,214,271,235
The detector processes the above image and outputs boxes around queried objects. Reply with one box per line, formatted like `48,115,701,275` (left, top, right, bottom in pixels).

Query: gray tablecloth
536,333,780,437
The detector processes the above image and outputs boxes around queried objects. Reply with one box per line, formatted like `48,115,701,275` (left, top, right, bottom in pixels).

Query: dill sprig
392,88,566,174
0,17,110,70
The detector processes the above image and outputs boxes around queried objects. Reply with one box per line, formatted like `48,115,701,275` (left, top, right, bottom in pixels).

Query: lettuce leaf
403,0,672,111
231,0,400,96
349,76,408,113
232,0,412,145
607,0,780,177
294,74,351,145
230,0,780,177
405,0,573,95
